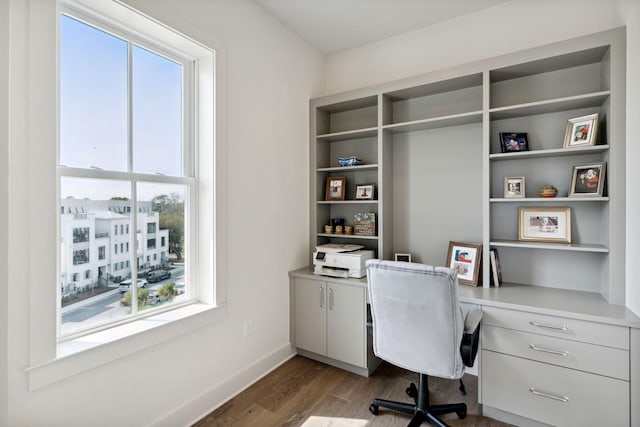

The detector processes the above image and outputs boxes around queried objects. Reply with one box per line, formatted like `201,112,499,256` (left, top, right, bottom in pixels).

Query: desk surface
290,267,640,328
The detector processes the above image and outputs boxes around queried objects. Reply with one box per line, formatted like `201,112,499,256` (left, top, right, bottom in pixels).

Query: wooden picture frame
569,162,606,197
499,132,529,153
355,184,375,200
519,207,571,243
504,176,525,198
563,113,599,148
325,176,346,201
446,241,482,286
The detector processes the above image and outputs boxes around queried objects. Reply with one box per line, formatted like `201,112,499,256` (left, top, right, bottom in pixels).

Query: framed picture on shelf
394,253,412,262
519,207,571,243
504,176,525,198
499,132,529,152
563,113,599,148
355,184,375,200
446,241,482,286
325,176,346,201
569,162,606,197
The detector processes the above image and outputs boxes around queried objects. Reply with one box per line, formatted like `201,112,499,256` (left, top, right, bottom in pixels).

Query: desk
289,267,640,426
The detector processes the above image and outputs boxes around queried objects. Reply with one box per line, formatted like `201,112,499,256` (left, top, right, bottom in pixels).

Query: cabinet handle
529,320,570,332
529,387,570,403
320,287,324,308
329,288,334,310
529,344,569,357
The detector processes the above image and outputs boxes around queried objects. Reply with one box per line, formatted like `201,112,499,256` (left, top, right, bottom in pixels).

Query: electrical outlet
243,320,253,338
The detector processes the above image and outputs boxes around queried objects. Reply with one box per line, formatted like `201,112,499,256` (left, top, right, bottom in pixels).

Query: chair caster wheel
456,409,467,419
406,383,417,398
369,404,379,415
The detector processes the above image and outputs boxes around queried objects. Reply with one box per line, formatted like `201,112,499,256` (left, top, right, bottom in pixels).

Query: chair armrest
460,309,482,367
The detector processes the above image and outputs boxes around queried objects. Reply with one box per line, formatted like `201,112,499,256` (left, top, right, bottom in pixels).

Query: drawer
483,325,629,380
482,306,629,349
482,350,629,427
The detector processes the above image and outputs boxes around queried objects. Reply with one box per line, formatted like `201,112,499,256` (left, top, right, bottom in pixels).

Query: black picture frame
499,132,529,153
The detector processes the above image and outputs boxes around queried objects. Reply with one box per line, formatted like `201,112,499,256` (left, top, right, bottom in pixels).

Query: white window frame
23,0,227,390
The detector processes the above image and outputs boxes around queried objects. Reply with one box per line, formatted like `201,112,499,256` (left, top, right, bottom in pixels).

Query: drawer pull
529,320,570,332
529,344,569,357
529,387,570,403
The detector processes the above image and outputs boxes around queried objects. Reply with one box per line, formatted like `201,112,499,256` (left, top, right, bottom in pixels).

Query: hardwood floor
194,356,512,427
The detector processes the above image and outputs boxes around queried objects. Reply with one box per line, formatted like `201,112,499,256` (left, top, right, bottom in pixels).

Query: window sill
26,302,227,390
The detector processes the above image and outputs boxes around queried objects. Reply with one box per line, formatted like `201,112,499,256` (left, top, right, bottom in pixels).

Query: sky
60,14,184,201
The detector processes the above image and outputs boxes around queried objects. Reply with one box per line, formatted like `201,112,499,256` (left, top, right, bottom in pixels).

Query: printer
313,244,375,279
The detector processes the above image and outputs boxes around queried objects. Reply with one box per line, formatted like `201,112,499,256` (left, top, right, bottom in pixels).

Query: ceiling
253,0,510,55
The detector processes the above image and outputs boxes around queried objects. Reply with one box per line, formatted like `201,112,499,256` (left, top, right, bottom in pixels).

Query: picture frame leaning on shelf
569,162,606,197
563,113,599,148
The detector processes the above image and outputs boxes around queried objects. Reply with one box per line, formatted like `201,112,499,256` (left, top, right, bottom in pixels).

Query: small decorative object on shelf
324,225,333,234
355,184,375,200
446,241,482,286
335,225,344,234
394,253,412,262
490,248,502,288
504,176,525,198
539,185,558,198
354,212,376,236
344,225,353,235
499,132,529,152
519,207,571,243
563,113,599,148
569,162,606,197
325,176,346,201
338,156,362,167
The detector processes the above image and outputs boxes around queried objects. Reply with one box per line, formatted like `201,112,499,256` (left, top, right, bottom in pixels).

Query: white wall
323,0,640,316
4,0,323,425
625,2,640,316
0,1,9,425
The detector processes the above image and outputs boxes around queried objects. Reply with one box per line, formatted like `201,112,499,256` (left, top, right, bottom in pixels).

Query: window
58,8,201,338
85,270,91,279
161,236,166,247
72,227,90,243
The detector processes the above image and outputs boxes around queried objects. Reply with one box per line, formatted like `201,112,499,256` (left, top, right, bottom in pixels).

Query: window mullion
127,41,139,315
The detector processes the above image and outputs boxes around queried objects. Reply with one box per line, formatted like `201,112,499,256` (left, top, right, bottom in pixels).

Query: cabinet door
294,278,327,356
327,282,366,368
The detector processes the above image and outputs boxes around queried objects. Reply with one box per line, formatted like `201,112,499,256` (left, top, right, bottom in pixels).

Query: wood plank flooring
194,355,512,427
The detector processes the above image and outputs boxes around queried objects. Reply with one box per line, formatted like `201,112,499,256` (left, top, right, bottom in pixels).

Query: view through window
59,13,194,337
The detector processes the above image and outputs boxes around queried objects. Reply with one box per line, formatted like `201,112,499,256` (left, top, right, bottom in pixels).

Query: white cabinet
292,274,374,375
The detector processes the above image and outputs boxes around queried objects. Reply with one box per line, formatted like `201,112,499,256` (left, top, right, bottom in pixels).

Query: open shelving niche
309,29,625,305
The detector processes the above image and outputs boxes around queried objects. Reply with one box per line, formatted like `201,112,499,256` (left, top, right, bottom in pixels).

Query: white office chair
366,259,482,427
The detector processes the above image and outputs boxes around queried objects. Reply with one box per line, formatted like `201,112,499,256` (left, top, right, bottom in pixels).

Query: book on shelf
490,248,502,287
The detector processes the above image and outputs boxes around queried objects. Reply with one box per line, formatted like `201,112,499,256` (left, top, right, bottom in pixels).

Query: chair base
368,374,467,427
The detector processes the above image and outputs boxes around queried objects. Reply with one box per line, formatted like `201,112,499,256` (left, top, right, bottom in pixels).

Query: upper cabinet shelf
490,145,609,161
489,91,610,120
383,111,482,134
316,127,378,142
315,96,377,136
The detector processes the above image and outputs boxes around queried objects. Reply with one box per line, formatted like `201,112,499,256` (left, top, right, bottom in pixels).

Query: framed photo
499,132,529,153
325,176,346,201
355,184,375,200
569,162,606,197
519,207,571,243
446,241,482,286
394,253,412,262
490,248,502,288
563,113,599,148
504,176,525,198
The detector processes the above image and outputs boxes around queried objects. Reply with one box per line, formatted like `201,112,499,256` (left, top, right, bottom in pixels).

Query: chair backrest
366,259,465,379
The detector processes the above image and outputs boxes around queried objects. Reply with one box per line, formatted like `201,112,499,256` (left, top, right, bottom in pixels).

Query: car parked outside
119,278,148,293
146,290,169,305
147,269,171,283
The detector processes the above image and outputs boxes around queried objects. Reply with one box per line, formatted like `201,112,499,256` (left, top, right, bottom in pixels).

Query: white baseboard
151,343,296,427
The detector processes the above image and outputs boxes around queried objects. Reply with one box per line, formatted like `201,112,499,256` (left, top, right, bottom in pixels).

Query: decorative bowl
539,185,558,198
338,156,362,167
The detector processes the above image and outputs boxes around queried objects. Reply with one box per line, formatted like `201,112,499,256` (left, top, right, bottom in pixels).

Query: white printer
313,244,375,279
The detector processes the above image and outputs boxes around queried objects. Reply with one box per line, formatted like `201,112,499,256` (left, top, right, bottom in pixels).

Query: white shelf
316,127,377,142
489,91,610,120
317,164,378,173
317,200,378,205
490,145,609,161
490,197,609,202
317,233,378,240
383,111,482,133
490,239,609,253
